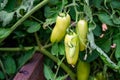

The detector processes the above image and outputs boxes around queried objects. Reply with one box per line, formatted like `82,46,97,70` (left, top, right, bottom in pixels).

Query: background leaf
44,64,55,80
0,71,5,79
51,43,59,56
79,50,99,62
113,35,120,61
3,56,16,75
23,20,41,33
99,39,111,53
58,42,65,55
110,0,120,9
98,12,114,26
17,48,35,68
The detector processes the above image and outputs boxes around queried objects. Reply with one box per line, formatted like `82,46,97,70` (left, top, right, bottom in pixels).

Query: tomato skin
77,60,90,80
64,31,79,65
76,20,88,51
50,13,71,43
95,72,107,80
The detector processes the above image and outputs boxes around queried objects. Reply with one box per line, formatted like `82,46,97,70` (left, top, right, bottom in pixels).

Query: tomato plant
0,0,120,80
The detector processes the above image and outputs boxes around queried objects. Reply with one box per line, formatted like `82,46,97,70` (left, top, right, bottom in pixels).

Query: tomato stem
35,32,76,80
0,0,49,43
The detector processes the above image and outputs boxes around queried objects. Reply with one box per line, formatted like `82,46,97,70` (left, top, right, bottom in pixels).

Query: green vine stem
73,0,79,22
34,33,76,80
88,31,120,70
0,46,39,51
0,46,76,79
0,44,53,52
0,0,49,43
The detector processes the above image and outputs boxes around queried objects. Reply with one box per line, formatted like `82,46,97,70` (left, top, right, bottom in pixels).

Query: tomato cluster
50,13,90,80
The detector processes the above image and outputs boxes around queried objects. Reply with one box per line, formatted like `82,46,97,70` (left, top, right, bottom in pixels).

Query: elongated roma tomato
64,31,79,65
77,60,90,80
76,20,88,51
50,13,71,43
95,72,107,80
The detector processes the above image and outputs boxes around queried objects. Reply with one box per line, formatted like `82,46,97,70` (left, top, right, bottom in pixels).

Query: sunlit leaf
56,75,68,80
44,64,55,80
0,0,8,9
0,28,11,39
0,11,14,26
84,4,93,22
16,0,35,17
24,20,41,33
43,17,56,29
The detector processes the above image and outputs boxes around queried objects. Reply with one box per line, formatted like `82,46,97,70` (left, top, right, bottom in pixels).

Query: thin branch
0,0,49,43
34,32,76,80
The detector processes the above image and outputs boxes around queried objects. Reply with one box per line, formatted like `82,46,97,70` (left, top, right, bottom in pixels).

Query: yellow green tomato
95,72,107,80
64,31,79,65
77,60,90,80
76,20,88,51
50,13,71,43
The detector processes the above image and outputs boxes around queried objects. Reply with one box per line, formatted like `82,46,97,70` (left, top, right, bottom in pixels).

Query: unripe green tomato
50,13,71,43
77,60,90,80
95,72,107,80
64,31,79,65
76,20,88,51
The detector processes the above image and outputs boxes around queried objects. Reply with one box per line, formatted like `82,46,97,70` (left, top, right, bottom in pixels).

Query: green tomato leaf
51,43,59,56
79,50,99,62
0,71,5,79
100,39,111,53
0,28,11,40
89,21,96,31
43,16,56,29
84,4,93,22
3,56,16,75
56,75,68,80
44,64,55,80
91,0,103,9
93,24,102,36
88,31,119,69
111,14,120,25
18,48,35,68
16,0,35,17
113,36,120,61
4,0,16,11
0,11,14,26
69,7,76,20
98,12,114,26
110,0,120,9
58,42,65,55
0,0,8,9
23,20,41,33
